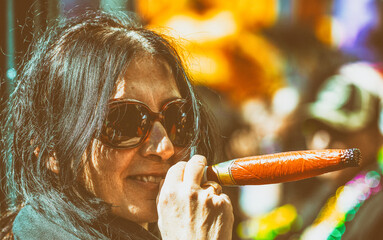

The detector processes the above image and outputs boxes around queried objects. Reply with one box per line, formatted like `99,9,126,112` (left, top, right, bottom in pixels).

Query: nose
140,121,175,161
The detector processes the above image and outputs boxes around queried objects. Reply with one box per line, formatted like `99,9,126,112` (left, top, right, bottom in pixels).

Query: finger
218,193,232,205
157,162,185,206
201,181,222,195
211,193,233,210
163,161,187,187
183,155,207,186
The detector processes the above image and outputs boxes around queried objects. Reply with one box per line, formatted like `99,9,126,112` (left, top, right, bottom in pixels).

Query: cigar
203,148,361,186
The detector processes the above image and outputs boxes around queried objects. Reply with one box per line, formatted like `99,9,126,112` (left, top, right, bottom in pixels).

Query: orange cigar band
204,148,361,186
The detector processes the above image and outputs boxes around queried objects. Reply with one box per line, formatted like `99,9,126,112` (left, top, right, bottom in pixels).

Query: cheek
92,149,123,173
91,140,136,172
83,141,136,195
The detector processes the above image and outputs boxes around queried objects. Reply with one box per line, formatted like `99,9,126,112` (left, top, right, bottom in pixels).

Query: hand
157,155,234,240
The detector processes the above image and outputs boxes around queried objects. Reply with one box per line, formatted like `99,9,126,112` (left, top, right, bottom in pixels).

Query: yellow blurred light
336,186,360,213
138,0,285,103
136,0,188,24
237,204,298,240
187,51,230,85
165,11,237,43
231,0,278,29
315,15,334,46
335,185,345,198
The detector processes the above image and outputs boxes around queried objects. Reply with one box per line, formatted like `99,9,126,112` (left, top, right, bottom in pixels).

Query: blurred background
1,0,383,239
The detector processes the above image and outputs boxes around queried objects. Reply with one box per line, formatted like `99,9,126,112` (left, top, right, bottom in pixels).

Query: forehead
113,55,182,111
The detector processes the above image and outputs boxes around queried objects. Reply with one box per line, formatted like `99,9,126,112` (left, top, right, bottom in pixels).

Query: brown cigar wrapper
204,148,361,186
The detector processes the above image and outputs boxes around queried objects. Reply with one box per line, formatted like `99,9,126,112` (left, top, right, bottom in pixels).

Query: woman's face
83,55,185,226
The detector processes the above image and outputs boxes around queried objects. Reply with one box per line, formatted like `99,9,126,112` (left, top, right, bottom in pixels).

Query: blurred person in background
284,2,383,238
235,20,383,239
271,26,383,240
298,1,383,237
266,23,353,229
231,22,351,239
297,61,383,240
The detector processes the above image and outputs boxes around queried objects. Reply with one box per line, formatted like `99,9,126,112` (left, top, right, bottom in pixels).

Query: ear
33,146,40,157
47,153,59,174
34,146,59,174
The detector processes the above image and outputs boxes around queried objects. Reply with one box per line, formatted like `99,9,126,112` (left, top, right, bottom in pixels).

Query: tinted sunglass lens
164,102,193,146
102,104,149,147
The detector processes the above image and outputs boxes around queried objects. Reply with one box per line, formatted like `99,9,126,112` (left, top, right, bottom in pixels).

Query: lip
127,171,167,178
125,176,163,194
121,163,171,190
124,168,168,178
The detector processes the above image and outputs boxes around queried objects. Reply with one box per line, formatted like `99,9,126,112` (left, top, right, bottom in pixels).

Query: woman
0,11,233,239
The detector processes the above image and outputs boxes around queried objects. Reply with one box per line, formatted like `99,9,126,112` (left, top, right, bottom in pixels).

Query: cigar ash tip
342,148,361,167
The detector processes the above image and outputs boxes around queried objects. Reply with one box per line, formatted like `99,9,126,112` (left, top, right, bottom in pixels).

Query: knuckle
205,186,217,197
215,197,226,208
211,194,233,210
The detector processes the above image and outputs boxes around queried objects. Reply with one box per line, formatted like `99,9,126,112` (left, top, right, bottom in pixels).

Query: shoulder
12,205,80,240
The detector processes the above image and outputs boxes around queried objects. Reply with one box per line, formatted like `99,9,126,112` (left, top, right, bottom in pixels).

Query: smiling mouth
129,175,163,183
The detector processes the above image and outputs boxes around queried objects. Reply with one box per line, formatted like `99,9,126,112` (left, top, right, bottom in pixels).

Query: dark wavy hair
0,11,219,239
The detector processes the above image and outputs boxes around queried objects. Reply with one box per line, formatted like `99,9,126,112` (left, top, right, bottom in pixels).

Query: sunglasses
100,98,194,149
